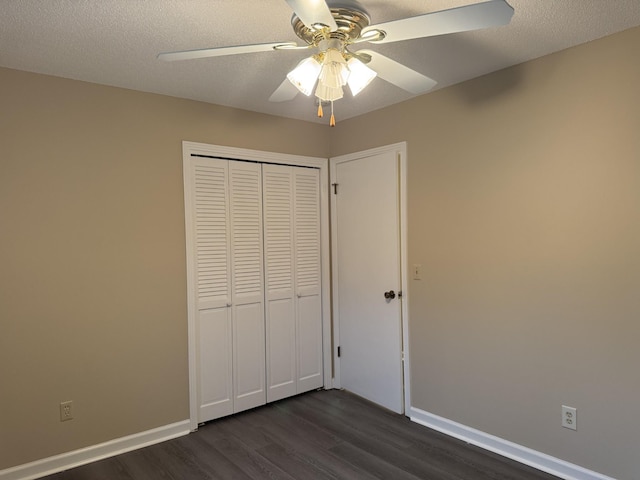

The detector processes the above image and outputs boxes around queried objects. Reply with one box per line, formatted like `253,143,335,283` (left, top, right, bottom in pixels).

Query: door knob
384,290,396,300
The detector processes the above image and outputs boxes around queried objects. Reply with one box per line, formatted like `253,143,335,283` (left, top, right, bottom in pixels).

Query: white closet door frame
183,141,331,431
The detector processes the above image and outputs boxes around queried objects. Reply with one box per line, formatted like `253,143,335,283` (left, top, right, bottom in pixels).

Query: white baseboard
409,407,615,480
0,420,190,480
1,411,616,480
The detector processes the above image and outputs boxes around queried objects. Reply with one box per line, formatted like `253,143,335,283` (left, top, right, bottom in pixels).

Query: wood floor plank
43,456,135,480
210,437,298,480
273,394,452,476
114,446,182,480
341,393,556,480
252,402,342,450
303,391,553,480
169,433,255,480
249,414,379,480
299,393,416,449
255,442,379,480
40,390,560,480
203,412,274,450
142,441,219,480
269,396,470,479
327,442,428,480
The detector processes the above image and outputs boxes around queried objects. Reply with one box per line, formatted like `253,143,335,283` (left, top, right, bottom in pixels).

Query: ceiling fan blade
269,78,300,102
285,0,338,31
157,42,298,61
357,50,437,94
362,0,514,44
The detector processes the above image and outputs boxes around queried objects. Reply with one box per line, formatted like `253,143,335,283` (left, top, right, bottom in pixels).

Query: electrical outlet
413,264,422,280
60,401,73,422
562,405,576,430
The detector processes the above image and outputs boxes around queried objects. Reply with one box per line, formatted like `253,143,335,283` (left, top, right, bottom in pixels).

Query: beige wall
0,67,330,469
330,26,640,480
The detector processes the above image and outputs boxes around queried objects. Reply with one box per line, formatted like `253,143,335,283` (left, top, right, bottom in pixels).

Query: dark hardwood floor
44,390,559,480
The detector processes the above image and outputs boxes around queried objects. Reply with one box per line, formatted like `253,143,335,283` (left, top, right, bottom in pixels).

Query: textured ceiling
1,1,639,124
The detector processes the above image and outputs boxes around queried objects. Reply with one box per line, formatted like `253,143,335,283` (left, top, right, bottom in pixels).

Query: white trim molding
0,420,190,480
409,407,615,480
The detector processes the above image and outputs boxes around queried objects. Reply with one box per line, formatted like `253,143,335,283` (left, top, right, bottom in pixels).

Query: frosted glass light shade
287,57,322,96
347,58,377,96
315,82,344,102
318,49,349,89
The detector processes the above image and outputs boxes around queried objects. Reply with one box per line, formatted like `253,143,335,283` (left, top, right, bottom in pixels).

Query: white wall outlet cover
562,405,577,430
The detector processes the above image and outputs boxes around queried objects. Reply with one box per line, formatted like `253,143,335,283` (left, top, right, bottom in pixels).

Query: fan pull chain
330,101,336,127
317,103,323,118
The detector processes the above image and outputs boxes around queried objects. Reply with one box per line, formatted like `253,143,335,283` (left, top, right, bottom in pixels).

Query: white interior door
331,146,405,414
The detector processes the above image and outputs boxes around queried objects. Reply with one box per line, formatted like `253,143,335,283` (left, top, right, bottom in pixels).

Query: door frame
183,141,332,431
330,142,411,415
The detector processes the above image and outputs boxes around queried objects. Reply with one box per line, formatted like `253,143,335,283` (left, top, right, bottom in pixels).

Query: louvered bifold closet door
262,164,297,402
263,165,323,401
228,161,267,413
294,167,323,392
192,158,233,422
191,157,320,422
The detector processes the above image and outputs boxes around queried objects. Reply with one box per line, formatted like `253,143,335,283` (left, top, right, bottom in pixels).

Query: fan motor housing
292,4,371,46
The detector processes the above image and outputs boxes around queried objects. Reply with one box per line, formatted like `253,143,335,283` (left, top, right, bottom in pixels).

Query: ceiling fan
158,0,514,125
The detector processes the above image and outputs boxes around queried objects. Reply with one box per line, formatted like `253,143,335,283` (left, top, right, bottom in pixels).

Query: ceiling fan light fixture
160,0,516,126
346,57,377,96
287,56,322,96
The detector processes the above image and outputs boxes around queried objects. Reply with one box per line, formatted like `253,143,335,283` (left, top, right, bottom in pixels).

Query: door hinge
332,183,339,194
337,346,341,357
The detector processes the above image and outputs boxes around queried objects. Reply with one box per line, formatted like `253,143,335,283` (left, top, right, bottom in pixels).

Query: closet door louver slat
194,164,229,307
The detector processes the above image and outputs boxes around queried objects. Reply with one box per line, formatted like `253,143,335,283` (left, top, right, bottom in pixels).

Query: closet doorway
182,142,331,430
